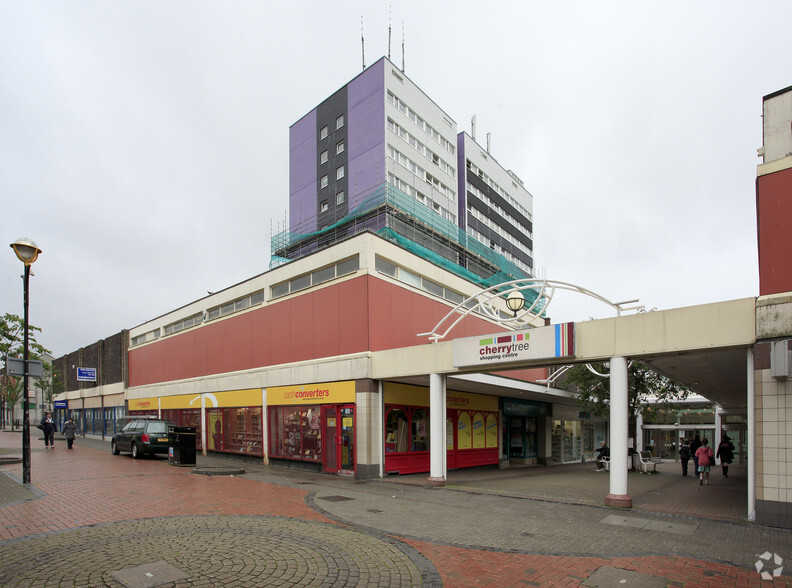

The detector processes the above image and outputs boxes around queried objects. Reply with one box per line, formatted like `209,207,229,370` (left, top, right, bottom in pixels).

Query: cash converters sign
453,323,575,368
268,380,356,406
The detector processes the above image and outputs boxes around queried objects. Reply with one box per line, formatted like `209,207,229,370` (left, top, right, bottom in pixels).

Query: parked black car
111,418,173,458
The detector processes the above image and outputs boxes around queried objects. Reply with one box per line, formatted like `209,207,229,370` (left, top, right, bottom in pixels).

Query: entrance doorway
322,404,355,475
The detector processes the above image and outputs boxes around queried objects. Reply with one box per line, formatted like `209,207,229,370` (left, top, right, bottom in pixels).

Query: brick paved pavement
1,431,790,586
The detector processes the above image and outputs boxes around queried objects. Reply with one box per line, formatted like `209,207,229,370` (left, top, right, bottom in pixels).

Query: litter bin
168,425,197,467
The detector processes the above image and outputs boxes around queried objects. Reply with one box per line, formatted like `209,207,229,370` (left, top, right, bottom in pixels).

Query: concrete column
713,403,722,463
606,356,632,508
261,388,269,465
200,394,207,457
747,347,755,522
636,412,644,453
378,380,384,479
428,373,446,486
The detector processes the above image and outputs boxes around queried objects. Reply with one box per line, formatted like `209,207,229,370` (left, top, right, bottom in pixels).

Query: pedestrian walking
695,438,714,486
62,417,77,450
679,440,691,476
716,434,735,478
595,440,610,471
690,434,702,478
40,412,56,449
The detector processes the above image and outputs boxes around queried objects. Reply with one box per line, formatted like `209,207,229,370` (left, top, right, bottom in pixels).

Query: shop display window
411,409,429,451
454,410,498,451
457,412,472,449
385,406,430,453
485,414,498,448
472,412,485,448
201,407,262,456
269,405,321,462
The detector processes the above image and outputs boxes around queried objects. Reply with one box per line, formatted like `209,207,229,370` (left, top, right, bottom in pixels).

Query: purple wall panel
289,110,317,232
457,133,467,229
348,60,386,208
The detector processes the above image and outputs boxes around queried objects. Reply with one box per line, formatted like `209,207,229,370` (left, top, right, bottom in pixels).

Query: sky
1,1,790,358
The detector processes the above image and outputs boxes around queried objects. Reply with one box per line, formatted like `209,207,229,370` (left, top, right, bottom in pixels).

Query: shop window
472,412,486,449
385,407,409,453
411,408,430,451
268,405,321,462
485,413,498,448
204,407,262,456
457,412,472,450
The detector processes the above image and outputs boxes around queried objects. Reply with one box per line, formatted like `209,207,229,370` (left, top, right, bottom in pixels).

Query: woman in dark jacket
716,435,735,478
40,412,56,449
62,417,77,450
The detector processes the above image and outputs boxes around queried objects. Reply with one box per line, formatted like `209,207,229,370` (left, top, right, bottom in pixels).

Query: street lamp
10,237,42,485
505,290,525,317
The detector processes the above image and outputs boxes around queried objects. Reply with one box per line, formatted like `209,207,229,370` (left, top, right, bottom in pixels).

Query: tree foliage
0,375,22,429
564,361,690,419
0,313,49,360
1,313,52,427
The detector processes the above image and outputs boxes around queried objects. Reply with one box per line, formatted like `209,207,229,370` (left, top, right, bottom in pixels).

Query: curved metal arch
418,278,643,343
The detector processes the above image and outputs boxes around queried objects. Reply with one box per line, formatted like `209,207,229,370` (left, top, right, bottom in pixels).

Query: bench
639,450,662,473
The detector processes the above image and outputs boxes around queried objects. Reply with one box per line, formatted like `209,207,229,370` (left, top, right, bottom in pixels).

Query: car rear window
146,422,168,434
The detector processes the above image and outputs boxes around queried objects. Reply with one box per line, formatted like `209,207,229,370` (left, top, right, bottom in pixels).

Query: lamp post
10,237,42,485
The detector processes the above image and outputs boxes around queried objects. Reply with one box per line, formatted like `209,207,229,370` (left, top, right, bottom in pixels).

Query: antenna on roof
401,21,405,72
486,132,491,153
361,16,366,70
471,115,477,141
388,6,392,60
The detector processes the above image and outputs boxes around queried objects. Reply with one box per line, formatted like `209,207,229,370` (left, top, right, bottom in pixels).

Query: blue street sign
77,367,97,382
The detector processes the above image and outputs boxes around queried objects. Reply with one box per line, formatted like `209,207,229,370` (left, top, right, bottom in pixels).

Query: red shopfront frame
384,403,498,475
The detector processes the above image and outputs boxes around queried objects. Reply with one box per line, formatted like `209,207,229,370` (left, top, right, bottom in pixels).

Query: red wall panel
129,277,370,387
129,274,541,388
757,167,792,295
367,277,510,350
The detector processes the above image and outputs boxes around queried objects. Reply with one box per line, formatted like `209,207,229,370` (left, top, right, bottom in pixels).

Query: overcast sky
1,1,790,358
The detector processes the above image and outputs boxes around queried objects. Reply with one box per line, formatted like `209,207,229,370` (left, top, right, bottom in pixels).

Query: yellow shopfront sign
268,381,356,406
129,389,263,411
384,382,497,412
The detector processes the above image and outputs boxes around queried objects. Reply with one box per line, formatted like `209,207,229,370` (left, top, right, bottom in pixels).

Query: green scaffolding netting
271,182,543,309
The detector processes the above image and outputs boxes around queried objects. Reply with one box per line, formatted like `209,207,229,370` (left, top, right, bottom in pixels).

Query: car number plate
158,438,169,442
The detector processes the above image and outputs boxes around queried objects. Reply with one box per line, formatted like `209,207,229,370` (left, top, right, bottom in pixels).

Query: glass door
339,405,355,475
322,405,338,473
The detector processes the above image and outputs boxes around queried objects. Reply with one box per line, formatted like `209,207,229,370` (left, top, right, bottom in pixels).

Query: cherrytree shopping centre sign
453,322,575,368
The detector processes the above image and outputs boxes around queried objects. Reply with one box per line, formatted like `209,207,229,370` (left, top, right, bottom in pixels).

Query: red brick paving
1,433,788,586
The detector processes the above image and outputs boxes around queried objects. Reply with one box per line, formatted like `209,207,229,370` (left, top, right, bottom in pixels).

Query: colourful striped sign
453,323,575,367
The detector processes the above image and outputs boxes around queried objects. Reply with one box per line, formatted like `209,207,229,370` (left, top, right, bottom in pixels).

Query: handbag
709,454,716,466
36,423,44,430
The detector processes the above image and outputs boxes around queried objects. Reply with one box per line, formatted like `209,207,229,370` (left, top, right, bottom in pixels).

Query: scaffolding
271,183,534,291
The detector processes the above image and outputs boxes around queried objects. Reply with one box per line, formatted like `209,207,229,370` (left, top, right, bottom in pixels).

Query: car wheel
131,443,140,459
111,440,120,455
